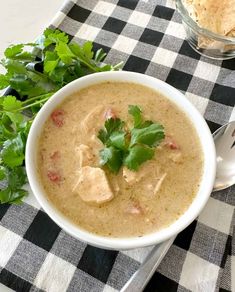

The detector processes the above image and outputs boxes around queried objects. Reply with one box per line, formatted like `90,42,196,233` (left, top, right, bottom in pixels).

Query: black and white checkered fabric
0,0,234,291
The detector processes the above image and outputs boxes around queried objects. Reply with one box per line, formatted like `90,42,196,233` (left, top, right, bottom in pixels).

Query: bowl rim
25,71,216,250
176,0,235,43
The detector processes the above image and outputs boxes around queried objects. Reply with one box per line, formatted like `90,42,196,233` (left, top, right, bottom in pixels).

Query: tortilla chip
227,28,235,37
184,0,235,36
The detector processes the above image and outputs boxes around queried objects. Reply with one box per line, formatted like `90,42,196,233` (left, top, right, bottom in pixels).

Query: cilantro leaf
82,41,94,60
0,188,27,204
98,118,124,144
97,129,108,144
7,165,27,189
1,133,25,168
69,41,94,61
44,28,69,47
0,165,6,180
139,120,153,128
124,145,154,171
0,166,27,204
11,52,35,62
105,118,124,135
108,131,127,151
130,123,165,147
4,44,35,60
0,114,15,142
4,44,23,58
5,112,24,125
128,105,142,127
4,59,28,74
44,51,59,74
0,188,13,204
0,74,10,89
98,105,165,173
56,41,75,64
2,95,22,111
100,146,123,173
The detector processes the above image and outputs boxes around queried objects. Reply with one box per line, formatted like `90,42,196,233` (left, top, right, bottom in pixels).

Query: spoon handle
120,236,176,292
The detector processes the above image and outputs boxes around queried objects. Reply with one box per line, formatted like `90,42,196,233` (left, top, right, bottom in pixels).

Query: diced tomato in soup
51,109,65,127
104,108,117,120
47,170,61,183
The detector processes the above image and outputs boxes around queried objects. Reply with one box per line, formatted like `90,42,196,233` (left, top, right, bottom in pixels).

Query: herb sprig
0,28,122,204
98,105,165,173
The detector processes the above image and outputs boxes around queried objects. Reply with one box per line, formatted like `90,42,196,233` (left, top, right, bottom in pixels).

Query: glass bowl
176,0,235,60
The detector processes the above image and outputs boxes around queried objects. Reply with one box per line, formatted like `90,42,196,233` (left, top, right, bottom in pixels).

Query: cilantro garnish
0,28,122,204
98,105,165,173
128,105,142,128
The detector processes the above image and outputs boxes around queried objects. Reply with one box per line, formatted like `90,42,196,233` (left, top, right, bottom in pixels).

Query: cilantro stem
112,62,123,70
76,57,99,72
0,92,54,115
21,92,55,105
19,96,51,111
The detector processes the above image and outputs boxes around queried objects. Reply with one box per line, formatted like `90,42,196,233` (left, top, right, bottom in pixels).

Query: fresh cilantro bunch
0,28,122,204
98,105,165,173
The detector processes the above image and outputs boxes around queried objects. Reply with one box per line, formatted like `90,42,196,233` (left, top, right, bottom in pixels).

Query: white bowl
26,71,216,250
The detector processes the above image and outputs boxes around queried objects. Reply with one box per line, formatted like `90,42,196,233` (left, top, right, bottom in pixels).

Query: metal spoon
213,120,235,191
121,120,235,292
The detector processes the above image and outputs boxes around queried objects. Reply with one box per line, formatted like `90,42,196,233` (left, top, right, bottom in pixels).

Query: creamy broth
37,82,203,237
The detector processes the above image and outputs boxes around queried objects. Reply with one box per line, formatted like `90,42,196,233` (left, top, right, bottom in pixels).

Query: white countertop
0,0,64,71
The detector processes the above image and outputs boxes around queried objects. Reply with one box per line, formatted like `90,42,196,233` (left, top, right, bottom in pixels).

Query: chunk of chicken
168,151,182,163
75,144,95,167
154,173,167,195
81,106,116,135
73,166,114,204
123,162,159,186
81,105,106,134
125,199,144,215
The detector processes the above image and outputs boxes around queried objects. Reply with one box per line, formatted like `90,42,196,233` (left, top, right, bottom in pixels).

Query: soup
37,82,203,237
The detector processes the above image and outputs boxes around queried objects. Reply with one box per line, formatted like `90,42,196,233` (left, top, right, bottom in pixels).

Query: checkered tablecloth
0,0,234,291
